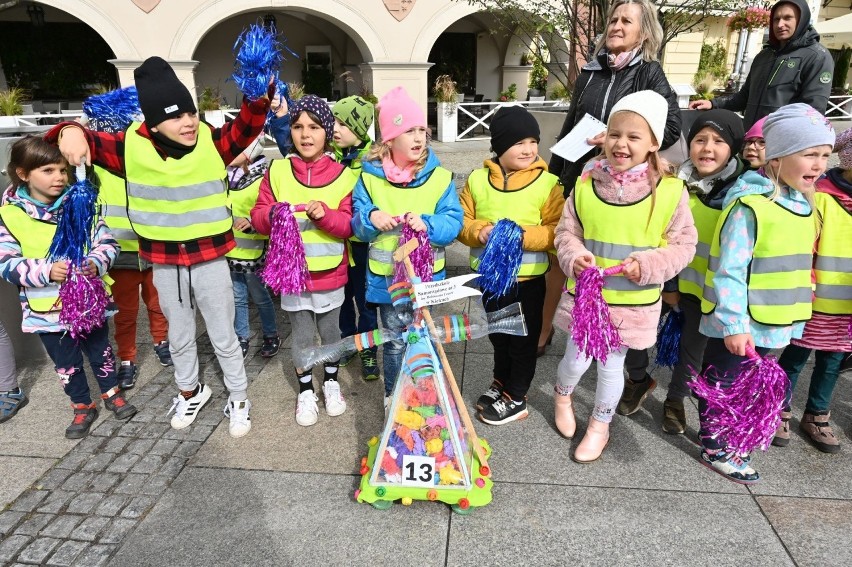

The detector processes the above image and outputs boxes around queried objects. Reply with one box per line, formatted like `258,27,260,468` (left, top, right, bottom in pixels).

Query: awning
815,13,852,49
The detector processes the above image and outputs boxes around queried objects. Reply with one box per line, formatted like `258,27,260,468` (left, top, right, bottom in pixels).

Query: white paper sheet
549,114,607,162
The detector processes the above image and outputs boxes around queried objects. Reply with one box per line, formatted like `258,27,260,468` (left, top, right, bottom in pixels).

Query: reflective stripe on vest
0,205,112,313
226,175,268,261
678,194,721,299
564,176,684,306
96,165,139,254
124,122,231,242
268,159,355,272
364,167,453,277
813,192,852,315
466,167,554,277
701,194,815,325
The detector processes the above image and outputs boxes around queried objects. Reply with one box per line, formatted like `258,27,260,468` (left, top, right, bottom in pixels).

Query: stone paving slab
112,467,451,566
0,457,55,509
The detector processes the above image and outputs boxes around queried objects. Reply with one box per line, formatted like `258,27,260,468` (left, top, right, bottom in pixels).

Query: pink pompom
57,272,109,339
259,203,310,295
689,345,789,454
570,265,623,363
394,216,433,283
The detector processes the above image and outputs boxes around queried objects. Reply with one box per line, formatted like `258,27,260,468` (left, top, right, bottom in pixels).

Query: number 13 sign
402,455,436,487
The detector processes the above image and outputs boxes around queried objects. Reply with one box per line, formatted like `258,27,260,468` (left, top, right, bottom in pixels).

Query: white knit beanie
608,90,668,146
763,103,835,161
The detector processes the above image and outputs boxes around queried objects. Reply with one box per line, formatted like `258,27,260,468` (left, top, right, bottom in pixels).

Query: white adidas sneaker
224,399,252,438
322,380,347,417
168,383,212,429
296,390,319,427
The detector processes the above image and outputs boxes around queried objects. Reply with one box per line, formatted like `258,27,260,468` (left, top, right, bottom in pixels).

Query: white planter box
203,110,226,127
0,116,19,127
436,102,457,142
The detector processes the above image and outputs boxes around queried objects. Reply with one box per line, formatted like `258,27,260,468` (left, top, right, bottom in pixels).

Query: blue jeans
339,241,378,337
378,302,406,396
778,344,843,414
39,323,118,405
231,271,278,339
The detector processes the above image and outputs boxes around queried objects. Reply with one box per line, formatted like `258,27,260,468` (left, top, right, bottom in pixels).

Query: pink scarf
607,48,639,71
382,156,416,184
583,159,649,185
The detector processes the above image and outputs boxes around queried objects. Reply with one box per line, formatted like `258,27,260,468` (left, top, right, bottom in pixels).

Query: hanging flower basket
727,7,770,32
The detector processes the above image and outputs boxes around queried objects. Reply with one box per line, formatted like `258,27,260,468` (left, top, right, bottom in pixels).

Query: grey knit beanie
763,103,835,161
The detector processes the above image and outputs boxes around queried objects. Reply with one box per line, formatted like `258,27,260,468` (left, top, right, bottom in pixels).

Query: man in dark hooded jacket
690,0,833,130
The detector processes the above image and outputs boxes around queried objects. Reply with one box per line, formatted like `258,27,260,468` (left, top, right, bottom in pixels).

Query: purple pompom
476,219,523,298
394,218,433,283
688,346,789,454
570,265,623,363
259,203,309,295
57,272,110,339
654,306,684,368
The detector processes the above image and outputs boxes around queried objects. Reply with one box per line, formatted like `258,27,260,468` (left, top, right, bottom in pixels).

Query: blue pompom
476,219,524,298
232,23,284,101
83,86,140,133
48,175,99,267
654,306,684,368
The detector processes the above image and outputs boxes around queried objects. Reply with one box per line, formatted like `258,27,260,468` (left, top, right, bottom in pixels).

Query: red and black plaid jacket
45,98,270,266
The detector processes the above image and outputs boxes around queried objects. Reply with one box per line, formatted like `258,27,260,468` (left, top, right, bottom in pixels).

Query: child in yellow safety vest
251,95,356,427
553,90,697,464
772,127,852,454
458,105,564,426
697,103,835,484
0,136,137,438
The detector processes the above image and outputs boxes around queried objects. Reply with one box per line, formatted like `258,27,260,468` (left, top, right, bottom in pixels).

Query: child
0,136,137,438
698,103,834,483
85,104,172,391
226,137,280,359
458,105,564,424
772,127,852,453
251,95,356,427
0,319,26,422
352,86,463,407
332,96,380,381
742,117,767,171
553,90,697,463
620,110,746,434
51,56,271,438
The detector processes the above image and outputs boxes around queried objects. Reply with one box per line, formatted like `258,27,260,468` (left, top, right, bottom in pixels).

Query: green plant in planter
833,46,851,93
548,83,570,102
498,83,517,102
197,86,222,112
434,75,459,116
520,52,532,66
288,82,306,101
528,56,548,91
0,87,28,116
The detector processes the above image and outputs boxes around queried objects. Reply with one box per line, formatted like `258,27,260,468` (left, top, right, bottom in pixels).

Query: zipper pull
617,185,624,200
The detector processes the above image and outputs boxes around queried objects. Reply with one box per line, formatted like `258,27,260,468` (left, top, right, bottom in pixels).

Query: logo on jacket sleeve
819,72,832,84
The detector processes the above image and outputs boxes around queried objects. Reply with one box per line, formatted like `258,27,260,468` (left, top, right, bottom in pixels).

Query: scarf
583,159,649,185
382,155,416,184
607,48,639,71
150,128,197,159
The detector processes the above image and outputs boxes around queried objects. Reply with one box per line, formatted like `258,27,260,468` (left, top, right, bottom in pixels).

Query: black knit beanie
134,56,197,127
490,106,540,157
687,109,744,153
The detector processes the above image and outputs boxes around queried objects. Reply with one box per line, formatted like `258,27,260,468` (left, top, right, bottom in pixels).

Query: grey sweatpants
153,258,248,401
286,307,342,370
0,320,18,391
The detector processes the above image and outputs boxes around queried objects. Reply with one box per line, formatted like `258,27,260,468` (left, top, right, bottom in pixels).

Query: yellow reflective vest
226,174,268,262
364,167,453,277
701,194,815,326
268,159,356,272
124,122,231,243
564,176,684,306
466,167,554,278
678,194,723,299
813,192,852,315
97,165,138,254
0,204,112,313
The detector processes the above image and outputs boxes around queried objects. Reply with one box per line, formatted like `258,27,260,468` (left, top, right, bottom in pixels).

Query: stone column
360,62,433,113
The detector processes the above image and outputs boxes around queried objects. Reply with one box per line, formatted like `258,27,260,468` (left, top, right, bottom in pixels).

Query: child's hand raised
370,210,398,232
407,214,427,233
58,127,90,167
50,261,69,283
573,253,595,277
724,333,754,357
478,224,494,244
621,257,641,283
305,200,326,221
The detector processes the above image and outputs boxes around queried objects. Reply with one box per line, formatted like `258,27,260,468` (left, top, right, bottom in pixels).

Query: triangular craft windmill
352,238,527,513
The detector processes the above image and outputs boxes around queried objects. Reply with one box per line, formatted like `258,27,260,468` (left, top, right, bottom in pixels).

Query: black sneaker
101,387,138,420
479,394,528,425
476,381,503,412
616,373,657,416
359,347,379,381
239,338,250,358
260,335,280,358
117,362,138,390
154,341,173,367
66,403,98,439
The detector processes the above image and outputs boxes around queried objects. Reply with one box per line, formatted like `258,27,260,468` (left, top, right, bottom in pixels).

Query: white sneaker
168,383,212,429
296,390,319,426
224,399,252,438
322,380,347,417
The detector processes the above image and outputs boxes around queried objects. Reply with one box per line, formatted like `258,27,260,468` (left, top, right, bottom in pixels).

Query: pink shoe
554,391,575,438
572,418,610,463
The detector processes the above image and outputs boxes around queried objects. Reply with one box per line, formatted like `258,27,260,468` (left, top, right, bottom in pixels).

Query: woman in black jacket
549,0,681,193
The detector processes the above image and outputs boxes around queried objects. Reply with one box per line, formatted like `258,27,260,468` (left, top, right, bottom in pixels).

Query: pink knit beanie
834,128,852,170
744,116,767,142
377,86,425,142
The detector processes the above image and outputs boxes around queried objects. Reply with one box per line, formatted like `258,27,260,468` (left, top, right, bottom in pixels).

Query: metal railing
454,100,566,141
0,111,85,128
826,94,852,120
